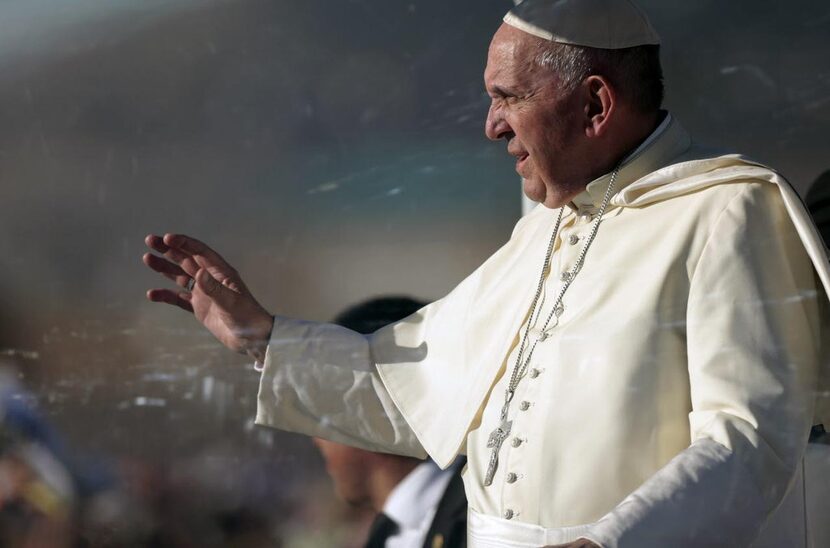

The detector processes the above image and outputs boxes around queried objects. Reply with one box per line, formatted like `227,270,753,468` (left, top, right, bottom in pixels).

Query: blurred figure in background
315,297,467,548
0,362,76,548
0,304,150,548
803,170,830,548
805,168,830,444
806,169,830,250
0,299,76,546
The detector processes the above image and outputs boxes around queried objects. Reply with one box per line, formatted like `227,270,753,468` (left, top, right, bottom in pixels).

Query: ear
582,75,616,139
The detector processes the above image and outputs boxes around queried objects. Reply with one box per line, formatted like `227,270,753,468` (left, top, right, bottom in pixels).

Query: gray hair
534,43,591,91
534,42,664,113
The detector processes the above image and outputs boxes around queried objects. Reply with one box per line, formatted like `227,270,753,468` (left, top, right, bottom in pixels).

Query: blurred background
0,0,828,545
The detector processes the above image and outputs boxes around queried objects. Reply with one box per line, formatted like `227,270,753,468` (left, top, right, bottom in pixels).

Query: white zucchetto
504,0,660,49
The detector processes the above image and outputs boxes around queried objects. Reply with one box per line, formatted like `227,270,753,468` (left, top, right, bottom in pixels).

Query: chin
339,488,367,508
522,178,546,204
522,178,569,209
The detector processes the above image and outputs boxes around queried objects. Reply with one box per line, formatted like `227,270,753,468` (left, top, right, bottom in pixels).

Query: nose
485,103,512,141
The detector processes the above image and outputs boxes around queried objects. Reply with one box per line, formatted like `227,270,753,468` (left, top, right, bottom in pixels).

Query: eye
487,85,520,101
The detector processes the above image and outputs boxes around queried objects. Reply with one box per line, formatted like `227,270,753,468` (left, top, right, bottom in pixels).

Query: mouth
514,153,529,173
506,138,529,173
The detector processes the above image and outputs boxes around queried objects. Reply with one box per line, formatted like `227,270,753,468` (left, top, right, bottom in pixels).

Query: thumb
195,268,236,309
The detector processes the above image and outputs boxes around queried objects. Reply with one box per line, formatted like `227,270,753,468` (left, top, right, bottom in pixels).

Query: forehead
484,23,547,89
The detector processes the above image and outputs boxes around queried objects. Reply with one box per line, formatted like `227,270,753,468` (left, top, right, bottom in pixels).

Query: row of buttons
502,364,544,520
502,222,587,522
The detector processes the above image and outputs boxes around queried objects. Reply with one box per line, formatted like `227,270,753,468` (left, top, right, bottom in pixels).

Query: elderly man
143,1,830,546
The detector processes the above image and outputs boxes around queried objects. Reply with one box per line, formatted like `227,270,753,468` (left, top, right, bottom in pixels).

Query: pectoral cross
484,418,512,486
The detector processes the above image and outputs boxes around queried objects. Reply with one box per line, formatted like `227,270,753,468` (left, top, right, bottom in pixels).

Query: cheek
326,447,367,476
516,119,550,156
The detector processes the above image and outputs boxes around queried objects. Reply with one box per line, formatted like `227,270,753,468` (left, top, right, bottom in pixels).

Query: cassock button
560,271,572,282
578,213,594,224
506,473,518,484
511,437,523,448
519,401,531,411
568,234,579,245
529,368,540,379
504,509,515,520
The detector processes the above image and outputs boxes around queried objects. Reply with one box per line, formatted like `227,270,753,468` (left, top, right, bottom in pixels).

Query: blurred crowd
0,354,375,548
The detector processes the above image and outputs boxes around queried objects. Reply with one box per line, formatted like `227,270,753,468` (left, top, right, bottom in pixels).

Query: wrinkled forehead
484,23,550,87
484,24,535,81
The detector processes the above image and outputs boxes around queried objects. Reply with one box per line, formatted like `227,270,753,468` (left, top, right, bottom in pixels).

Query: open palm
143,233,274,357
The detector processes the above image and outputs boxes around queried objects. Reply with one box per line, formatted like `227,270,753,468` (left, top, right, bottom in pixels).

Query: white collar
383,460,453,531
568,112,692,213
622,111,673,164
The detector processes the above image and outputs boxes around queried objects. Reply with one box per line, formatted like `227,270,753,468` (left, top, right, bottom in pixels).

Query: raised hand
143,233,274,360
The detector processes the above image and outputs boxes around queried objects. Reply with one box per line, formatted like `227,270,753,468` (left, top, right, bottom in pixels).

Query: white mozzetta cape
256,117,830,546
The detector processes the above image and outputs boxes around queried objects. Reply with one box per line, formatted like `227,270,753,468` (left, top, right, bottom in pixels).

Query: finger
194,268,236,309
146,289,195,313
145,234,170,254
166,249,201,277
164,233,233,271
146,234,200,276
143,253,192,287
146,234,196,270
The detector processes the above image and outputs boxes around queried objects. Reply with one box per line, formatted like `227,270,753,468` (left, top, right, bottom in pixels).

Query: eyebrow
489,85,520,97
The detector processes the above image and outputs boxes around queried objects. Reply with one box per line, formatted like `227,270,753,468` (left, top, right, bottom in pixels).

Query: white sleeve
254,316,427,458
584,183,821,547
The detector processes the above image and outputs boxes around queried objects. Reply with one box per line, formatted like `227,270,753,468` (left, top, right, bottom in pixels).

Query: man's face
313,438,372,507
484,24,589,208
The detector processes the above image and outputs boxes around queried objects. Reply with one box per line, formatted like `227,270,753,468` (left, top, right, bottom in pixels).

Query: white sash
467,451,828,548
467,509,597,548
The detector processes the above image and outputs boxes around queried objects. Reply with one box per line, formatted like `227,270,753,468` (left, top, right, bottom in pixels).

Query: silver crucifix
484,418,512,486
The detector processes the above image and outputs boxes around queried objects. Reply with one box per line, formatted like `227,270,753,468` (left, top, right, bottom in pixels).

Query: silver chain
500,167,620,420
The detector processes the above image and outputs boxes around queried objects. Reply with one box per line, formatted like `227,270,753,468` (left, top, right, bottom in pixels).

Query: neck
551,110,663,208
588,110,663,188
610,110,663,169
367,457,421,513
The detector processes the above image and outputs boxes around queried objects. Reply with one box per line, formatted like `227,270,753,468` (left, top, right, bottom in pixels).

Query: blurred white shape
308,181,340,194
202,375,214,402
134,396,166,407
0,348,40,360
140,372,179,382
116,396,167,409
720,64,777,89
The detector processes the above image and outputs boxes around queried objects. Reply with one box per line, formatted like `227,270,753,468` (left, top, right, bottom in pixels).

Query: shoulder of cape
614,149,776,207
613,148,830,307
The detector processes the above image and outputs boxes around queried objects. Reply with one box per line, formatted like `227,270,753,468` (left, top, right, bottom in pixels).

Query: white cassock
255,114,830,547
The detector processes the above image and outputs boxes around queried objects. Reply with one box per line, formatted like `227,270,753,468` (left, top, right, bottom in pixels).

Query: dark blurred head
806,170,830,246
331,296,426,335
314,295,428,509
